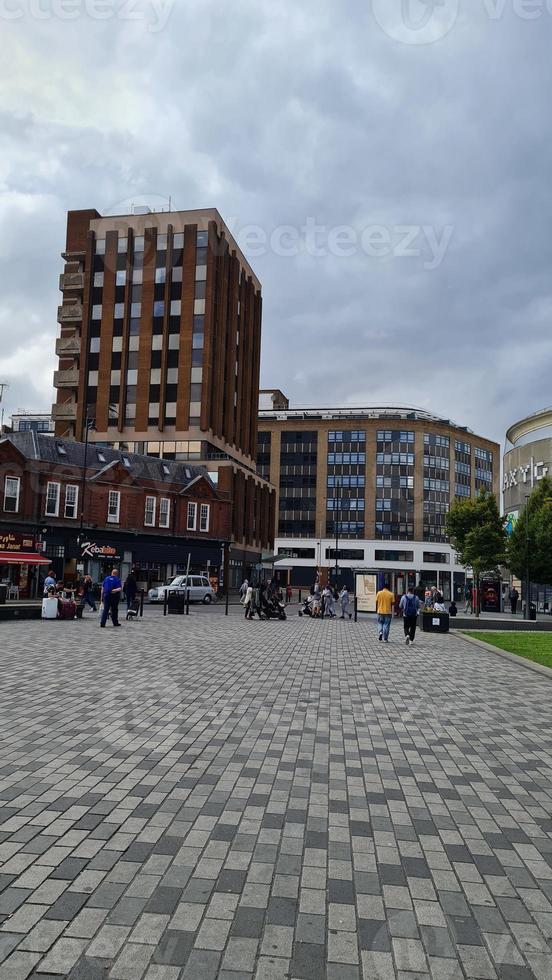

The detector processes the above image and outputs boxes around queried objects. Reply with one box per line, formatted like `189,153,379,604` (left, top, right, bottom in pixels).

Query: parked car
148,575,216,604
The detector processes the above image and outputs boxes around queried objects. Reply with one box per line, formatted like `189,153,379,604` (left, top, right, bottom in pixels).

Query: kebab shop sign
80,541,121,562
0,532,36,553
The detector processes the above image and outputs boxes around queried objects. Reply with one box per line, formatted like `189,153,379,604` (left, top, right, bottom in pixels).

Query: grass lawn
463,631,552,669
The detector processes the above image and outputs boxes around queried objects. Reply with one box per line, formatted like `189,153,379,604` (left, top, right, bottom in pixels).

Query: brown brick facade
52,207,275,568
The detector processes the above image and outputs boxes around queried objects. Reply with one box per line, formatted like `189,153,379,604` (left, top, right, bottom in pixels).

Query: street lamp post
78,416,94,554
525,492,531,620
334,477,340,586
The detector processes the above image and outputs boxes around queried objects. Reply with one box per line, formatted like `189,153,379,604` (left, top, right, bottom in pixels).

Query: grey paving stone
290,941,325,980
1,615,552,980
109,942,154,979
35,937,88,974
254,957,290,980
0,950,41,980
18,919,68,953
295,913,325,944
179,948,221,980
221,937,259,972
151,930,194,966
0,932,20,962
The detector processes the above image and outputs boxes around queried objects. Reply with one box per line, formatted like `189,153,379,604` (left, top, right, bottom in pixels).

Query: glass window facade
423,433,450,542
257,431,271,481
475,447,494,491
376,430,414,540
326,431,366,539
278,431,317,537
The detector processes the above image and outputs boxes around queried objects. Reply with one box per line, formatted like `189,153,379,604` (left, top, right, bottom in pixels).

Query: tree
446,490,507,617
508,476,552,588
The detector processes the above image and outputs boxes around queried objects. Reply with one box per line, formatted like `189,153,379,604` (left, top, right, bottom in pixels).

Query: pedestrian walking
80,574,97,612
239,578,249,599
242,584,254,619
376,582,395,643
285,584,293,605
509,586,519,615
100,567,123,628
339,586,351,619
322,586,335,618
399,586,422,645
123,569,138,610
465,585,473,614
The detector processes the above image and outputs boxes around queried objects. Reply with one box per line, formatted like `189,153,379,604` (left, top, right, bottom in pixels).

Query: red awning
0,551,51,565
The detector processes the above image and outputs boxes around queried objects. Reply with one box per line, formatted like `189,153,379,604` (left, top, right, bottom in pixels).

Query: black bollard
140,589,144,618
163,591,167,617
299,589,302,603
354,596,358,622
186,587,190,616
225,589,229,616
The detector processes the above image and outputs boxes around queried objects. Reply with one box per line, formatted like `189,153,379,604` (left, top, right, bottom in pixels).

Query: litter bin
167,589,185,615
0,584,7,605
529,603,537,622
422,612,450,633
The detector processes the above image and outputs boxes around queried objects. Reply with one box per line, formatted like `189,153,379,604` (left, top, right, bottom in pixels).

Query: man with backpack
399,586,423,646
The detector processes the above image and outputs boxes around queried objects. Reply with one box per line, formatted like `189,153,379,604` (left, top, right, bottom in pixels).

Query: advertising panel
355,573,378,613
505,511,519,536
481,578,501,613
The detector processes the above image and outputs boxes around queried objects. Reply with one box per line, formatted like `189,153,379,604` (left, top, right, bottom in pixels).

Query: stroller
298,595,318,618
126,598,140,621
264,593,287,621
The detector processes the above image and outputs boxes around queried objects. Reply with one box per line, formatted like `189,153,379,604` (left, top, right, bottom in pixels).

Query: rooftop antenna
168,195,172,212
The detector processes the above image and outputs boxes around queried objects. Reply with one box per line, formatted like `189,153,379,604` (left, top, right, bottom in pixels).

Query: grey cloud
1,1,552,443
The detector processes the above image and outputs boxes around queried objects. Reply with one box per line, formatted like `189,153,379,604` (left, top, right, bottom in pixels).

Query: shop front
130,538,224,592
64,532,225,594
0,530,50,599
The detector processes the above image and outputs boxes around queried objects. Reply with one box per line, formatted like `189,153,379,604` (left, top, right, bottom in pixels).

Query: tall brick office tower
52,207,274,584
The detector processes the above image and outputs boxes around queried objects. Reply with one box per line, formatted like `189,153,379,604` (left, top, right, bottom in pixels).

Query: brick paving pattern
1,610,552,979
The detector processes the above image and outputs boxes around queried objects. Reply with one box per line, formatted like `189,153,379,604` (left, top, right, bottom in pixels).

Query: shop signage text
0,532,36,553
81,541,120,560
503,456,549,492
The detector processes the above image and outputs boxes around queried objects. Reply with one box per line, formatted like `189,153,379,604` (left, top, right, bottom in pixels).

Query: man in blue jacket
100,568,123,628
399,586,423,646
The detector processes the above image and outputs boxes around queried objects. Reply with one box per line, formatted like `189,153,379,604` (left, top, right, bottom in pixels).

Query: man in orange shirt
376,582,395,643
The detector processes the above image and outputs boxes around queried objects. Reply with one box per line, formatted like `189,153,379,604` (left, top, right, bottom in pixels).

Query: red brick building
52,207,275,584
0,432,231,597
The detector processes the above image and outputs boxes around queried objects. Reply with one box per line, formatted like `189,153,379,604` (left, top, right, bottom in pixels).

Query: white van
148,575,216,604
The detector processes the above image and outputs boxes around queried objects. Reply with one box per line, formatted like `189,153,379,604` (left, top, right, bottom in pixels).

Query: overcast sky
1,0,551,445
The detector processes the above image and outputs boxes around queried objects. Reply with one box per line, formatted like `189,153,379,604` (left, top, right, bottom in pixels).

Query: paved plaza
1,612,552,979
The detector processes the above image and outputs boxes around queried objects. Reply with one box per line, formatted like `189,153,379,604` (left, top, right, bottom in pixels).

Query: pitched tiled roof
3,432,210,489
